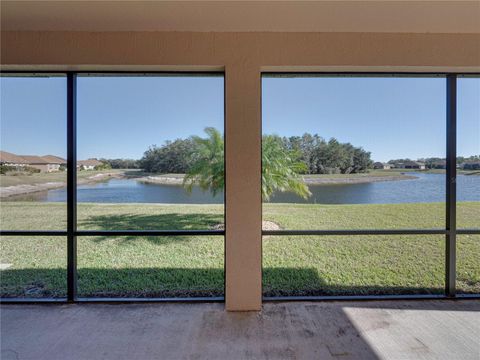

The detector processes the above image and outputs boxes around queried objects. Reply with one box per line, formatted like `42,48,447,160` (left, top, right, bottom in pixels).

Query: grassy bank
0,169,141,188
1,202,478,297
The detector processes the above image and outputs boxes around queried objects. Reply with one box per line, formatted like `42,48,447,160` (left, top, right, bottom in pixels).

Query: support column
225,64,262,311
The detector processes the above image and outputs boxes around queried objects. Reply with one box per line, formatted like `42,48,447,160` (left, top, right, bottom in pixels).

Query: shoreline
0,172,420,198
0,182,66,198
137,175,185,185
0,172,125,198
138,173,418,186
302,174,417,185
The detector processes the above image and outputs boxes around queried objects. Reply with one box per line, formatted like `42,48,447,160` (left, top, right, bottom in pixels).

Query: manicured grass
0,170,67,187
263,235,445,296
264,202,479,230
263,234,480,296
0,202,478,297
0,234,224,298
2,201,478,231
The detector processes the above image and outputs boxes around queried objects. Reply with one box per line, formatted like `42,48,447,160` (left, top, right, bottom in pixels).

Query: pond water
7,172,480,204
272,173,480,204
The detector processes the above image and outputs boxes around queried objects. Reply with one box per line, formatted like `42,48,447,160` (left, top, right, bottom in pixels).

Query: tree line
99,158,141,169
138,131,373,175
281,134,372,174
388,155,480,169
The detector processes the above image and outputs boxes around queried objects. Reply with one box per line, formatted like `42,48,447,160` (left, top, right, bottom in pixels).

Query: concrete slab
1,300,479,360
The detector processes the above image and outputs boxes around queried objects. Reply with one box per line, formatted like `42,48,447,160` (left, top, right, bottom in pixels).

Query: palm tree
261,135,311,201
183,127,224,196
184,128,311,201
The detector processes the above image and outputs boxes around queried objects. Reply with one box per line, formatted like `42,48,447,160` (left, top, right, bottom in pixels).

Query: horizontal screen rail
0,71,224,76
457,229,480,235
0,230,224,237
0,298,67,304
76,297,225,303
0,297,225,304
76,230,224,236
4,229,476,237
262,229,447,236
456,294,480,298
262,72,480,78
0,230,68,236
263,294,480,302
3,294,479,304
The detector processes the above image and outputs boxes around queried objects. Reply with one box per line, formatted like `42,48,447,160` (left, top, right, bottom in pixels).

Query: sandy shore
0,182,66,198
137,175,185,185
0,172,124,198
138,173,418,186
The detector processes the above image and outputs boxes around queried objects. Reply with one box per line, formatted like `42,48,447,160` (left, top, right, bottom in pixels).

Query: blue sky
263,76,479,162
1,75,478,162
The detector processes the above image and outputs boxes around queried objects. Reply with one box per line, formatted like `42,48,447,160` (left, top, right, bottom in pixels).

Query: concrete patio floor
1,300,479,360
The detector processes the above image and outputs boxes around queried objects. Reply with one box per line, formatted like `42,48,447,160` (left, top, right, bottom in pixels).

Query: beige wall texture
2,32,480,70
2,31,479,310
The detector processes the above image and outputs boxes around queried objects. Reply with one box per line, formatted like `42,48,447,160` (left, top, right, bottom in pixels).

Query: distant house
19,155,66,172
430,160,446,169
77,159,103,170
39,155,66,171
0,151,66,172
461,161,480,171
373,162,391,170
392,161,426,170
402,161,426,170
0,151,28,168
42,155,67,167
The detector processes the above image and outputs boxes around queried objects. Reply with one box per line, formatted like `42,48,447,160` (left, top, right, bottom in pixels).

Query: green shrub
0,165,40,175
0,165,17,175
24,166,41,174
94,163,112,171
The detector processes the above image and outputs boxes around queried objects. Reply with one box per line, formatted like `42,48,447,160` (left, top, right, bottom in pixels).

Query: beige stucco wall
2,32,480,71
2,31,479,310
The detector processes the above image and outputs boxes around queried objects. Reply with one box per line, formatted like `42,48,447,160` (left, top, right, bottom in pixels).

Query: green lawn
0,202,478,298
1,170,67,187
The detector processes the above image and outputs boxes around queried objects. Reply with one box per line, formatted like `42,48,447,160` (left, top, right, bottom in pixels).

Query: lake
8,172,480,204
